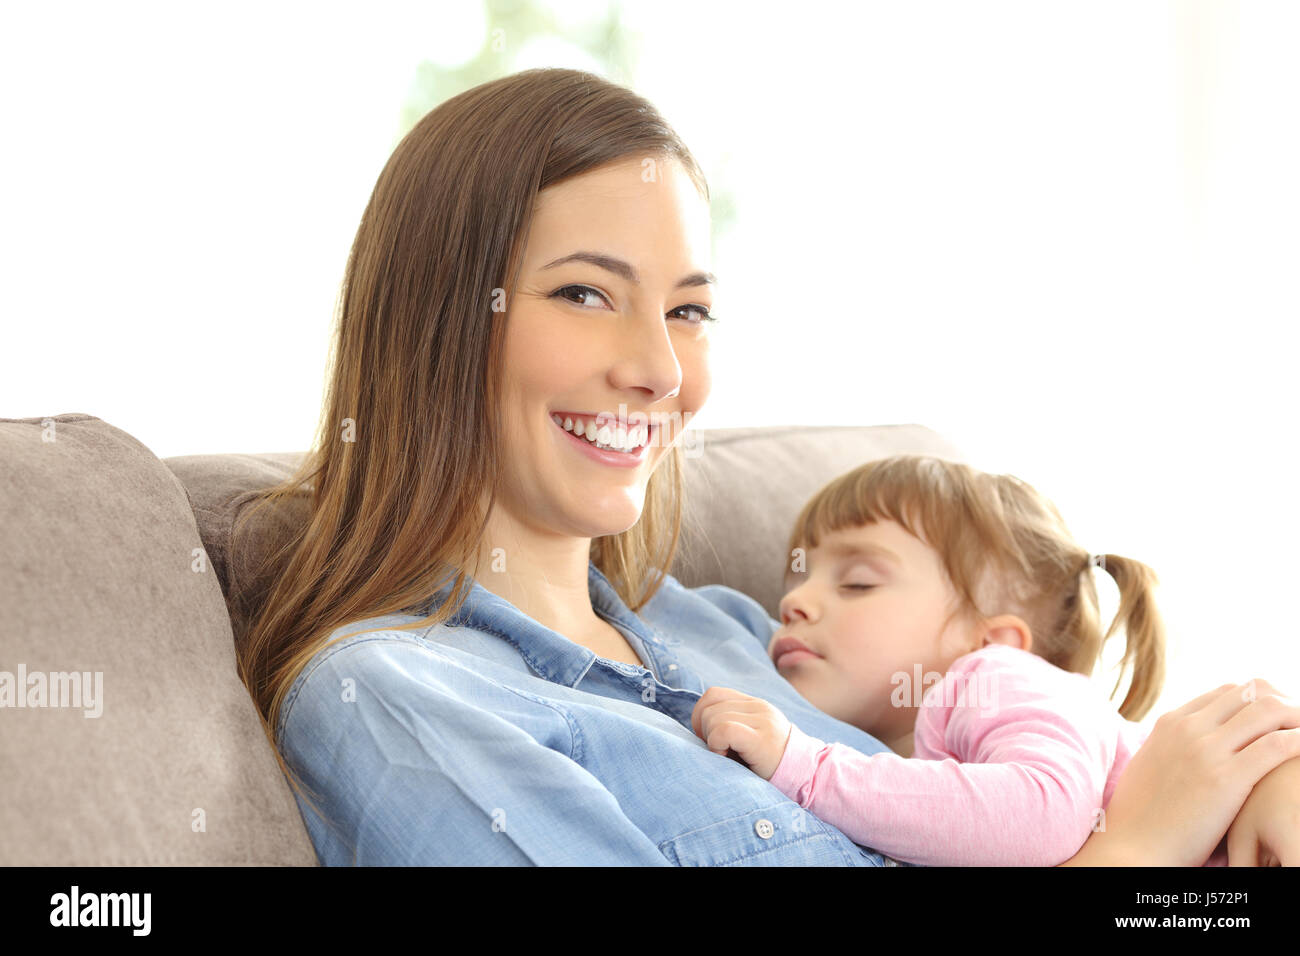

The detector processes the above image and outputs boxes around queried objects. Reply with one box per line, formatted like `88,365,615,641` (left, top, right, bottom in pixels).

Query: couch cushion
168,423,962,651
0,414,318,865
164,451,310,662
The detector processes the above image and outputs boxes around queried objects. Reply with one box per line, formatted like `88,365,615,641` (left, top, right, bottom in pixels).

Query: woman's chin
564,490,645,539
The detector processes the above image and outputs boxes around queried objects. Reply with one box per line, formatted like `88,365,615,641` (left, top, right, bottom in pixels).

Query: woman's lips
771,635,822,669
551,410,660,448
551,412,652,468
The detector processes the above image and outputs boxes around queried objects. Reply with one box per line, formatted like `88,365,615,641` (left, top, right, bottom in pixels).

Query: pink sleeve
767,645,1118,866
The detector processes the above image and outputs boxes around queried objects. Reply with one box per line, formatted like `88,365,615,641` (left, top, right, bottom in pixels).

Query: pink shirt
769,643,1226,866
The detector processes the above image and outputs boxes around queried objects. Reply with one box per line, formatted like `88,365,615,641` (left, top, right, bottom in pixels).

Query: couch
0,412,962,865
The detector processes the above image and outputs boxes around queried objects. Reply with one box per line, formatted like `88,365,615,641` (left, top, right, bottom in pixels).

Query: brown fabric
0,414,317,865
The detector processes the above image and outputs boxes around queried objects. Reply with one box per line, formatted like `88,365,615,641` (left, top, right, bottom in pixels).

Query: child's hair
785,455,1165,720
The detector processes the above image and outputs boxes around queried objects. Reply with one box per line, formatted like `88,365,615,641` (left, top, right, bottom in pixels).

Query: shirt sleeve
278,638,672,865
766,646,1117,866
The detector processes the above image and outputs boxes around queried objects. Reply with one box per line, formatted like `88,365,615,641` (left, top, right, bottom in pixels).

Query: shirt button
667,663,678,671
754,818,775,839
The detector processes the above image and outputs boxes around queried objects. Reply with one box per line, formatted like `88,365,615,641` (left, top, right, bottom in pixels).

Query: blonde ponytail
1091,553,1166,720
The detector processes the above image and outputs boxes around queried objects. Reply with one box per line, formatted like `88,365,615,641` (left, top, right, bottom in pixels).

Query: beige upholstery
0,414,316,865
0,413,960,865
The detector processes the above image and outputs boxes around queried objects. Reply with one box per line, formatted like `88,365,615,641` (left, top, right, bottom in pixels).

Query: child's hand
690,686,793,780
1226,755,1300,865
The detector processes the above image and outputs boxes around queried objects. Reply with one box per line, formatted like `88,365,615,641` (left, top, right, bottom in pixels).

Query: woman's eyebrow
541,251,715,289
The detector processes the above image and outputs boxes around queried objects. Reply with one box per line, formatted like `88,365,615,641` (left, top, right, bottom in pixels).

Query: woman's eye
552,285,610,309
669,304,717,324
552,286,716,323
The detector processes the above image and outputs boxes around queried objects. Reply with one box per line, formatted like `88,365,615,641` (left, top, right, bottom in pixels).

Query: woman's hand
691,686,793,780
1226,755,1300,865
1062,679,1300,866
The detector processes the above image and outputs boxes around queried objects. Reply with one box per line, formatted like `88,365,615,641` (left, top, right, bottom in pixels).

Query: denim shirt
275,561,898,865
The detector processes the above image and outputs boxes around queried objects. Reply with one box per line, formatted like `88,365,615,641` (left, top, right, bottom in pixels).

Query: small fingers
692,686,742,736
705,720,759,758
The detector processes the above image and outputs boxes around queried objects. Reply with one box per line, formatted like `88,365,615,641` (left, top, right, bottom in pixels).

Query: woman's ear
980,614,1033,653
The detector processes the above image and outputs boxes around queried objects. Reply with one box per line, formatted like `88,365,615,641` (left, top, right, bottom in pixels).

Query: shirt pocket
657,803,881,866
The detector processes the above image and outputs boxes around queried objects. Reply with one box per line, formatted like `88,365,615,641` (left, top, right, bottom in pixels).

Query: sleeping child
690,454,1238,866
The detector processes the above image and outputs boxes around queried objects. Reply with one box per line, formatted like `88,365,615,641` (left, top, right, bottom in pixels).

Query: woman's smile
549,410,657,468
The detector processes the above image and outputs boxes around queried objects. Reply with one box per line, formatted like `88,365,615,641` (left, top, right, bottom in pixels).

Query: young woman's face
770,520,980,746
496,156,714,540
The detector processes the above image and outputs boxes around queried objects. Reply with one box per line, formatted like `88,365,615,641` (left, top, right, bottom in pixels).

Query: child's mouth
771,635,822,669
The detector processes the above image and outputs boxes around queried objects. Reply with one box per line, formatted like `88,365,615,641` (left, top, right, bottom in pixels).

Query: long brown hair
235,69,708,814
786,455,1166,720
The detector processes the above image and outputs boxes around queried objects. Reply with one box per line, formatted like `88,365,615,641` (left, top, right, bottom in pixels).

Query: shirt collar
423,560,657,688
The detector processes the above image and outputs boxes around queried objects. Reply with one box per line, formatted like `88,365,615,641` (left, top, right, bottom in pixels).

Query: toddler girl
691,454,1226,866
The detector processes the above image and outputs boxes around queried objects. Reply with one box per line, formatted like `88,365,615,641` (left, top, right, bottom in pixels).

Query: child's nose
779,594,808,627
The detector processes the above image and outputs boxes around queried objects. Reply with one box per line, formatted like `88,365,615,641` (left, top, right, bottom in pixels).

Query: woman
237,68,1300,865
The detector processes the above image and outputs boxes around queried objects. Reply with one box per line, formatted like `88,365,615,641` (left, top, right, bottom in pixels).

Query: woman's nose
606,312,684,403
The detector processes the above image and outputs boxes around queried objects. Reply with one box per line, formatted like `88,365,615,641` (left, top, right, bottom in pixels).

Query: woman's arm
279,639,672,865
1226,755,1300,865
1060,680,1300,866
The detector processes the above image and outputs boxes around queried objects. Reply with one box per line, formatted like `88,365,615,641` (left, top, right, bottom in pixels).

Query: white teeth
553,413,647,453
